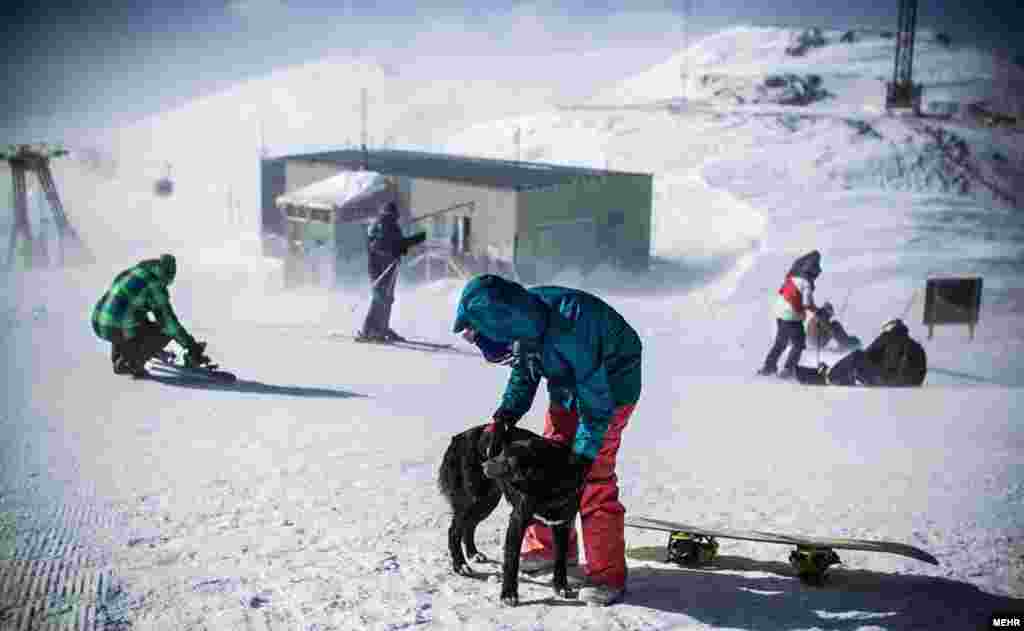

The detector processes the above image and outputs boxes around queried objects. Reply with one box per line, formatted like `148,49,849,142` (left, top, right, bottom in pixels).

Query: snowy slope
592,26,1020,113
2,25,1023,631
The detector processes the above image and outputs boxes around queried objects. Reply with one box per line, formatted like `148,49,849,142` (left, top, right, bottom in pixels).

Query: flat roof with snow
273,147,649,191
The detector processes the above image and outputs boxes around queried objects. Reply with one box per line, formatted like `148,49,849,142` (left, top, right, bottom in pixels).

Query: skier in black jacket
357,202,426,342
798,318,927,386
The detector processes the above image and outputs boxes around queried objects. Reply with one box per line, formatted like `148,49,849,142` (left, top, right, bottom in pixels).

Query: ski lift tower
885,0,923,115
3,143,92,269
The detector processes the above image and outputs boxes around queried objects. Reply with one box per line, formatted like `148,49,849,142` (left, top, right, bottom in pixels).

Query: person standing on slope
91,254,210,378
758,250,822,379
453,274,642,607
357,202,426,343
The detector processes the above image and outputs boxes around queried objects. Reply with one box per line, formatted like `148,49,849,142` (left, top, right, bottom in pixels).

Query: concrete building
261,148,652,283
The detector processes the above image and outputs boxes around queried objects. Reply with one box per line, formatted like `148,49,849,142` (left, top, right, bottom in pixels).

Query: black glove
487,411,519,458
400,232,427,256
184,340,211,367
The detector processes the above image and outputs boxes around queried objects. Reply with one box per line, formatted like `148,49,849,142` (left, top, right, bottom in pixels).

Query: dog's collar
531,515,571,527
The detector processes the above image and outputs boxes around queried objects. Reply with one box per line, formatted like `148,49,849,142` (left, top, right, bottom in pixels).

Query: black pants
826,350,883,386
109,321,172,368
361,263,398,336
763,319,806,372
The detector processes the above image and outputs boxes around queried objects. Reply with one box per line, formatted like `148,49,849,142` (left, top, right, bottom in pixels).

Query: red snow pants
520,403,635,589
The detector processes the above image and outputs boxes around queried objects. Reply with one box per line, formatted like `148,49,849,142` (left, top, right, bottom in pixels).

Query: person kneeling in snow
91,254,209,378
758,250,822,379
799,318,927,386
453,274,642,607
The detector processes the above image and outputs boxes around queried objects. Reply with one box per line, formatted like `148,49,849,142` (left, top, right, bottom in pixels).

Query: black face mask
466,331,543,379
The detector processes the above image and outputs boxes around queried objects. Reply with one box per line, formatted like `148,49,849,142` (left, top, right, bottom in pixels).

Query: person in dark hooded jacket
91,254,206,377
358,202,426,342
820,318,927,386
453,274,642,606
758,250,822,379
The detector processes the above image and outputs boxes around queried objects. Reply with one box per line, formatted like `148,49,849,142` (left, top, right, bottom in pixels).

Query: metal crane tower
3,143,92,269
886,0,923,113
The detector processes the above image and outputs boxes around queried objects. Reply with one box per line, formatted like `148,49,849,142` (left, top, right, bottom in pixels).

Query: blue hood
452,275,548,343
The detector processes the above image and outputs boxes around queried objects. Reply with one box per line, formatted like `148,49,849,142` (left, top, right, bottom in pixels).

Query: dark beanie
159,253,177,284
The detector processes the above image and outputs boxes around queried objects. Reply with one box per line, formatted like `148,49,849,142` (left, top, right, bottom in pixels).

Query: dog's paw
453,563,474,578
500,594,519,607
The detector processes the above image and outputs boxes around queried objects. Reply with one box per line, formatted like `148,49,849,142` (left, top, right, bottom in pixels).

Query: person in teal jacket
453,274,641,606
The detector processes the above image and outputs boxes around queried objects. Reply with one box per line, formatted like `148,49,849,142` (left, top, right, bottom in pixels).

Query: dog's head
482,436,579,491
481,439,533,482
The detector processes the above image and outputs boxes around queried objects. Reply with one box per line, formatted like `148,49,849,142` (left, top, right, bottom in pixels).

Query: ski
385,338,455,350
149,355,238,383
327,332,471,355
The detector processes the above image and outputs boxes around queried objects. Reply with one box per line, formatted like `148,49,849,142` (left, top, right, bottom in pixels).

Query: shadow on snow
624,547,1022,630
143,373,367,399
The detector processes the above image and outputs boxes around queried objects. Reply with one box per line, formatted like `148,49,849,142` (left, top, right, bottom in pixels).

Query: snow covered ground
2,25,1023,631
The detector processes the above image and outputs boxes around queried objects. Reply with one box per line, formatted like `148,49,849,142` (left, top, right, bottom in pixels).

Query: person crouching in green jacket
453,274,642,607
91,254,206,378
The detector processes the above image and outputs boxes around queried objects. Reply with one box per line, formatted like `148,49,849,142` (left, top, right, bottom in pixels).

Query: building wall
408,177,517,263
263,154,652,280
260,159,287,236
515,174,652,282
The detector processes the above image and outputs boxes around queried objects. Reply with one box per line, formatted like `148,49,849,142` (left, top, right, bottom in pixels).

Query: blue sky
2,1,1022,141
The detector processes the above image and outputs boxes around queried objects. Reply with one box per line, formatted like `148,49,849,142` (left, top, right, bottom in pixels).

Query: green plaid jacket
91,259,194,348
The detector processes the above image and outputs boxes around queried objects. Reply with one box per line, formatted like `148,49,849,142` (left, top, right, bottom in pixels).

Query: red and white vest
775,275,815,321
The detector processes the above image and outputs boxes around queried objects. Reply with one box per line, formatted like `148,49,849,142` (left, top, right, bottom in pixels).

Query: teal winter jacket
453,275,642,459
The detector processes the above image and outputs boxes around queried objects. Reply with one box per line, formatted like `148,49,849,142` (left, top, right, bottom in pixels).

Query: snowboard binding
156,342,220,371
666,531,719,566
788,545,841,585
152,347,236,383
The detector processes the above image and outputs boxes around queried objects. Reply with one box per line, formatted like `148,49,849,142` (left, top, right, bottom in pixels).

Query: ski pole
839,287,853,319
350,259,400,314
370,259,399,289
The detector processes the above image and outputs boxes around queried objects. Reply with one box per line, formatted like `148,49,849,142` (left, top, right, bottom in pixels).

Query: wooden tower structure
3,143,91,269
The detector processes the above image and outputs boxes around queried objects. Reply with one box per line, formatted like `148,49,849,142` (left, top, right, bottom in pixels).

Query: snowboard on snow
625,515,938,585
147,352,238,383
753,365,831,386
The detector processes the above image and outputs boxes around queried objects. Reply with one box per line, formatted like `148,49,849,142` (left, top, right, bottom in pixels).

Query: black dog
438,422,583,607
